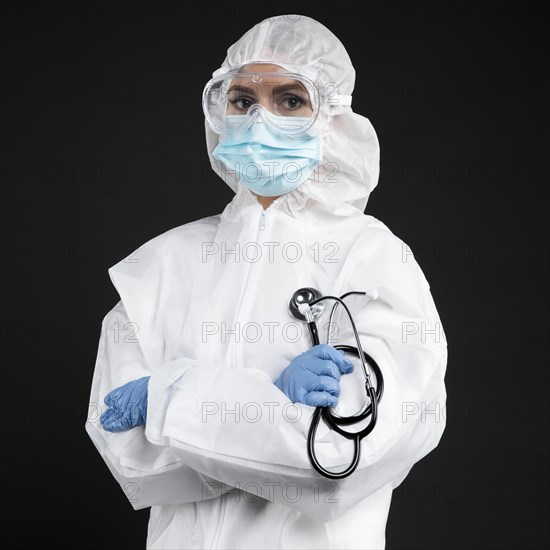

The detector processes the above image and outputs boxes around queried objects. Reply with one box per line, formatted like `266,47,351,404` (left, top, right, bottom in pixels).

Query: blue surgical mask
212,115,322,197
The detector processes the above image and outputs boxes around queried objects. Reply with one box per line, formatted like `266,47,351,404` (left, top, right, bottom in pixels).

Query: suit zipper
230,207,266,371
210,208,267,549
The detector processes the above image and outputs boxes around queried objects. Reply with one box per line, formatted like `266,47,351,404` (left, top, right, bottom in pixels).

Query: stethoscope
289,287,384,479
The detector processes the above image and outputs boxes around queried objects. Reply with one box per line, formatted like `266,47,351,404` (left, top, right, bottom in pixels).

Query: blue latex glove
274,344,354,407
100,376,150,432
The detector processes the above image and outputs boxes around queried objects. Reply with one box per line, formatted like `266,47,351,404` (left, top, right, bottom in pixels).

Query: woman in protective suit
86,14,448,550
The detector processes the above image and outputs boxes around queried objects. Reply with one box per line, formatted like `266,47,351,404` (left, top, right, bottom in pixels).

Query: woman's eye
281,95,305,110
229,96,254,110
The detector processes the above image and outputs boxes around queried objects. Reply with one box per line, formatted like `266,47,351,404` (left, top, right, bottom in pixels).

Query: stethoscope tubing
304,294,384,479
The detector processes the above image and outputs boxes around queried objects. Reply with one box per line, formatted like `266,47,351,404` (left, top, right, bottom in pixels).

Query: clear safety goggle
202,70,321,137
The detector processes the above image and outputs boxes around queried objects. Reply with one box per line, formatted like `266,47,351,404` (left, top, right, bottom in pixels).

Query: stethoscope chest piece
289,287,325,322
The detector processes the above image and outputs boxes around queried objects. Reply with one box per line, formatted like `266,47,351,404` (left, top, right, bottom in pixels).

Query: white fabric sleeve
85,300,231,510
144,258,448,522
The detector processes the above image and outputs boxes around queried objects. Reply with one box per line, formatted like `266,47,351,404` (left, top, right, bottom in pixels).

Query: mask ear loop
304,91,353,138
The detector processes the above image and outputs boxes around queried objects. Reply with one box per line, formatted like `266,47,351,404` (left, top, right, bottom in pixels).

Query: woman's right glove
274,344,354,407
100,376,150,432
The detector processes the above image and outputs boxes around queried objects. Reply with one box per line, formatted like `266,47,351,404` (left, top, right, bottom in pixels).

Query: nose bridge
247,103,271,121
257,81,276,112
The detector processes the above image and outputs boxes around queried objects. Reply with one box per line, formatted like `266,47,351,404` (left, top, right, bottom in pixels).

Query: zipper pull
259,210,266,231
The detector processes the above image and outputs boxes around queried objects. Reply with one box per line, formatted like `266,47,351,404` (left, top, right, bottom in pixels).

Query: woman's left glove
100,376,150,432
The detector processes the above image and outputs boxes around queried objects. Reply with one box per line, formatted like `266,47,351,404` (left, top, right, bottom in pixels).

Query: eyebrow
227,83,309,96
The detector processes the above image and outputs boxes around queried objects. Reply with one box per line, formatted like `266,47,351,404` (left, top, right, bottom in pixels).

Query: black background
1,1,548,548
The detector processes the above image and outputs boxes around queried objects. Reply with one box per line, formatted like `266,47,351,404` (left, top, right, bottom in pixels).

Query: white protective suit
85,15,448,550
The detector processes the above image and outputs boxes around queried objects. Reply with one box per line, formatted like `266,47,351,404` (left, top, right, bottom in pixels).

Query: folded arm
85,301,232,510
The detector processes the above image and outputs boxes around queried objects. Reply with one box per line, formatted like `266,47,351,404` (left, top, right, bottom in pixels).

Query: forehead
231,63,306,90
238,63,286,73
